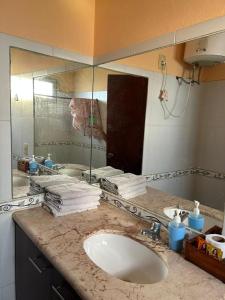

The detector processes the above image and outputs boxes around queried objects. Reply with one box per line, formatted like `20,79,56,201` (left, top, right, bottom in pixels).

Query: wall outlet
158,54,166,70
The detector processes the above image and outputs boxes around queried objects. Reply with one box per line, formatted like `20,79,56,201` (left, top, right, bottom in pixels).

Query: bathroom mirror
11,47,93,199
92,31,225,212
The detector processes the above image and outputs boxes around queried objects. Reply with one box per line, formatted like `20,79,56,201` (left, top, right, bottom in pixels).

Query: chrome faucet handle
141,221,161,241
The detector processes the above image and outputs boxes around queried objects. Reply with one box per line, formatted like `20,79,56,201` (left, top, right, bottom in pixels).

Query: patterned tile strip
0,194,44,214
145,167,225,182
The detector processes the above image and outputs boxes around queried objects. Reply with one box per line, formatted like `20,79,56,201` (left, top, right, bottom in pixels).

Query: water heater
184,32,225,66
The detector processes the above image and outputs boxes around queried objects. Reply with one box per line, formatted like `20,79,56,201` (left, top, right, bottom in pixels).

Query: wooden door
107,75,148,174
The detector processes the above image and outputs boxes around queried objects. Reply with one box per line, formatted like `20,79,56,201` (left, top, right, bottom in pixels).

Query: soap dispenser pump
168,209,186,252
188,200,205,232
44,153,53,169
29,155,38,174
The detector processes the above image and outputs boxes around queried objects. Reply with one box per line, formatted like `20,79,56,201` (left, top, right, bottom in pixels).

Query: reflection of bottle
44,153,53,169
29,155,38,173
188,200,205,231
168,209,186,252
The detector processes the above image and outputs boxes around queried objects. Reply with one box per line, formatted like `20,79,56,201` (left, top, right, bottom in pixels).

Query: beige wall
94,0,225,56
0,0,95,55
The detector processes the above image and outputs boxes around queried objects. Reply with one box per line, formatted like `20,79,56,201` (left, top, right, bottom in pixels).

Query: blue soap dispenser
168,209,186,252
44,153,53,169
29,155,38,174
188,200,205,232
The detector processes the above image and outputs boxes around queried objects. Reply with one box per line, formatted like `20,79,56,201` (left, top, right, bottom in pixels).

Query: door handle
51,285,65,300
28,257,43,274
107,152,114,159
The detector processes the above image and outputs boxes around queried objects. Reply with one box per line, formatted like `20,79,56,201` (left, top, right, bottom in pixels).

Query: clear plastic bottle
168,209,186,252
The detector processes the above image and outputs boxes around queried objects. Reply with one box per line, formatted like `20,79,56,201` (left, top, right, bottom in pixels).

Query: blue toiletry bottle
44,153,53,169
168,209,186,252
188,200,205,231
29,155,38,174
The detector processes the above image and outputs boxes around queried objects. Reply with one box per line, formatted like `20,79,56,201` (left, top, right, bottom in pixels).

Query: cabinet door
15,224,52,300
51,269,81,300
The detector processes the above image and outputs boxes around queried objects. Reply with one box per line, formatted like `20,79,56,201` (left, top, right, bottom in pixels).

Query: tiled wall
194,80,225,210
142,71,202,199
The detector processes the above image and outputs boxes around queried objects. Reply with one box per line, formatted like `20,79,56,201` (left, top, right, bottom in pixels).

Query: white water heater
184,32,225,66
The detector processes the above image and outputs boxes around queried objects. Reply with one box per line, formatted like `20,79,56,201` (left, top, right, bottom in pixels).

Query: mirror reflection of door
107,75,148,174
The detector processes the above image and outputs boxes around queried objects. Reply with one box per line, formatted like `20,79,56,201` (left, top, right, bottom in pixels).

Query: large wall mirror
11,47,93,199
92,31,225,212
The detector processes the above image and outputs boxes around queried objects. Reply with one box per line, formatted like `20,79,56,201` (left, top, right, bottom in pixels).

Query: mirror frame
1,14,225,210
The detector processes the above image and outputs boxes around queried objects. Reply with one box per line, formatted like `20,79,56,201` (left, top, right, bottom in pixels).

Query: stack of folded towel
44,181,101,217
100,173,147,199
82,166,124,183
29,174,80,195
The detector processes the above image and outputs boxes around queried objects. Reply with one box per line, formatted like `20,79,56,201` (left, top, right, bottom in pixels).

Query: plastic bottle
188,200,205,232
29,155,38,173
44,153,53,169
168,209,186,252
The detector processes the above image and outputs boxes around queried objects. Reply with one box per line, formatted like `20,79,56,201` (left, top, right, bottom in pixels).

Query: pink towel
69,98,106,140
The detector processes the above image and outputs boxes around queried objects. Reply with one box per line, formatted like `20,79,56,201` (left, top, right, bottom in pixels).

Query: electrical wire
159,62,195,119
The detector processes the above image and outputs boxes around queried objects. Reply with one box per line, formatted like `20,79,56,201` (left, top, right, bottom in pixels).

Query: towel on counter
45,181,101,200
100,173,147,199
82,166,124,183
42,202,98,217
45,192,100,206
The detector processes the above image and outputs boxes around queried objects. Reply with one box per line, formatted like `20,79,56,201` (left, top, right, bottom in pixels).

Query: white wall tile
0,212,15,289
0,121,12,201
1,283,15,300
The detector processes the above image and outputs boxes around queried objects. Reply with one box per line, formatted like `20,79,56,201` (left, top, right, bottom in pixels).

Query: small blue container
188,213,205,231
168,221,186,252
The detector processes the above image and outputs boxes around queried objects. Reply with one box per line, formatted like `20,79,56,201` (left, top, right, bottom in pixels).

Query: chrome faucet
141,221,161,241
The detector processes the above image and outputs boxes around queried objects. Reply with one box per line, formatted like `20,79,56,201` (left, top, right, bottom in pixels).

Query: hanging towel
69,98,106,140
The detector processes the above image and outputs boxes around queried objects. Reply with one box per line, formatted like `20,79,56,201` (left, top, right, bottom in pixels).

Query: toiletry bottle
168,209,186,252
44,153,53,169
29,155,38,174
188,200,205,232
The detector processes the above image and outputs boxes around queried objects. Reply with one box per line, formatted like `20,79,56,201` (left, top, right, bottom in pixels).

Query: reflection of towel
29,175,80,195
69,98,106,140
82,166,124,183
100,173,147,199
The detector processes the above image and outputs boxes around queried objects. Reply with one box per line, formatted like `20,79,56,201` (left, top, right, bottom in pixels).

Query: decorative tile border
145,167,225,182
0,194,44,214
100,190,169,227
34,141,106,151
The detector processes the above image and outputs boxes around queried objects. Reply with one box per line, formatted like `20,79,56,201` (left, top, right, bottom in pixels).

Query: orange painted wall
115,44,191,78
94,0,225,56
0,0,95,56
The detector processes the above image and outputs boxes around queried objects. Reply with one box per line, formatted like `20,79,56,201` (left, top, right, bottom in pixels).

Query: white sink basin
163,207,222,232
83,233,168,284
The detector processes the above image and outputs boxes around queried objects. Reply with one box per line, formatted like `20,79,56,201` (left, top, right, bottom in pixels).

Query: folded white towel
45,198,99,211
46,182,101,200
105,173,146,190
45,192,100,206
43,202,98,217
82,166,124,182
117,182,147,194
31,175,80,188
120,187,147,199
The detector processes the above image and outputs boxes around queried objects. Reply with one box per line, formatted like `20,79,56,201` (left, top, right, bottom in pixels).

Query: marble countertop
13,188,225,300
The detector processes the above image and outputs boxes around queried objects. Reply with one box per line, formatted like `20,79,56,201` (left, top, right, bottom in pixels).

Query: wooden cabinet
15,224,81,300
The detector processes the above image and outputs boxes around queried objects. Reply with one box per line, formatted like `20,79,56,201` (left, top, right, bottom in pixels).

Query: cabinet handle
51,285,65,300
28,257,43,274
